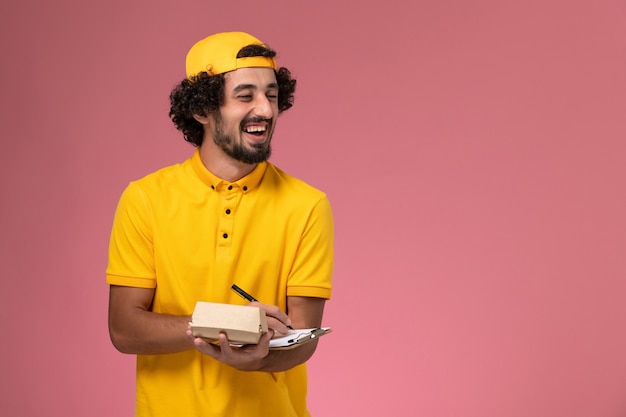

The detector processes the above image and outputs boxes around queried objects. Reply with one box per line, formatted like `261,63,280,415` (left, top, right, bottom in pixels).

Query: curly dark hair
169,44,297,147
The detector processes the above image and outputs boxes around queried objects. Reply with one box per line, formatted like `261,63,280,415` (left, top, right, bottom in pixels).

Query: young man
106,31,334,417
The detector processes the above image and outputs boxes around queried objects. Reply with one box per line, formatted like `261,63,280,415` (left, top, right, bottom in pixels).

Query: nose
253,94,274,119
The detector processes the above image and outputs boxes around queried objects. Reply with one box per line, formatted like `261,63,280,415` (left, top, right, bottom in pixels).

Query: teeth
244,126,266,133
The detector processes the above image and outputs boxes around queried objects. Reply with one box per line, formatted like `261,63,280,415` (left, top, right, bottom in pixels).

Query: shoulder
134,159,189,187
114,158,199,216
263,163,328,202
124,157,196,197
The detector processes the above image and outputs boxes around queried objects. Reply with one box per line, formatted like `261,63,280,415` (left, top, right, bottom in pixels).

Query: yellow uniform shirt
106,150,334,417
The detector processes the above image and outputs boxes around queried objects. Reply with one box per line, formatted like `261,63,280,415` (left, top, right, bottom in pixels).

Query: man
106,31,334,417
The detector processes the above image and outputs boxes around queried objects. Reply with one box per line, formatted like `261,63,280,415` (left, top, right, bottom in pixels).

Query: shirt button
223,233,228,239
225,209,231,214
243,186,248,191
228,185,233,190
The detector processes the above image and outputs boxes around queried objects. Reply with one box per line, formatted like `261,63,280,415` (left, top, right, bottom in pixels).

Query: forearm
254,296,325,372
255,339,319,372
108,285,195,355
110,309,194,355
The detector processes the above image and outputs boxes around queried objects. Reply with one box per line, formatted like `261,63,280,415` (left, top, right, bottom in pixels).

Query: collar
190,149,267,193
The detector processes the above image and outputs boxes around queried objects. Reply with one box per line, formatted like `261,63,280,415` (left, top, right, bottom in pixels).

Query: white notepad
269,328,332,350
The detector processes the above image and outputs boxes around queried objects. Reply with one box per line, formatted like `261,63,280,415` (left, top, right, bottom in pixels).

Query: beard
212,116,273,164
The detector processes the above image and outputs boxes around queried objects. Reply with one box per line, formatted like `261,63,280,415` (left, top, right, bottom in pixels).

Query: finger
186,327,202,343
217,333,233,354
260,329,274,344
244,330,272,356
251,302,292,328
193,337,221,358
267,307,291,326
265,316,291,336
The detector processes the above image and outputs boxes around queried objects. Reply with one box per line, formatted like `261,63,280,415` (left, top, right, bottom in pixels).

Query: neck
198,140,256,182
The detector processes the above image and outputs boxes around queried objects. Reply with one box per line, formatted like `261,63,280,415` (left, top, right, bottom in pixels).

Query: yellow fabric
106,149,333,417
185,31,277,77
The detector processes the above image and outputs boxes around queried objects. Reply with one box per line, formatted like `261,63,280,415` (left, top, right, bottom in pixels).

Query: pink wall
1,1,625,416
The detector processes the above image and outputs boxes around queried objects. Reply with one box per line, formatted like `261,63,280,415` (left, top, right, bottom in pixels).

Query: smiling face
209,67,279,165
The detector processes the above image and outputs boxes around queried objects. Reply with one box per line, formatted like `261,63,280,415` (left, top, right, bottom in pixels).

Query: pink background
1,0,625,416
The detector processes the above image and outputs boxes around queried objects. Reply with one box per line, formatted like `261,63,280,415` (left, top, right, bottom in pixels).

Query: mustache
241,117,272,126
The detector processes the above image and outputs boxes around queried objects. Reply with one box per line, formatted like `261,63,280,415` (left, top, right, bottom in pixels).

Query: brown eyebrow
232,82,278,93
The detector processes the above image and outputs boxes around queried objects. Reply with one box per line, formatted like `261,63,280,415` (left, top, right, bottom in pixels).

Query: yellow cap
185,32,277,78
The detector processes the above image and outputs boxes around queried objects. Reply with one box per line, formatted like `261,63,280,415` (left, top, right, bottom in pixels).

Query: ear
193,114,211,125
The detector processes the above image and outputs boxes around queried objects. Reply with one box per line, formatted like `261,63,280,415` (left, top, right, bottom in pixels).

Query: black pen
231,284,294,330
231,284,258,302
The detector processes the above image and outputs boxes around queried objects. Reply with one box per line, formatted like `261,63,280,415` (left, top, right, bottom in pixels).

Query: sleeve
105,182,157,288
286,194,334,299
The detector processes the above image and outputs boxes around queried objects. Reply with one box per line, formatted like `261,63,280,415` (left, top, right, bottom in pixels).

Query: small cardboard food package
190,301,268,345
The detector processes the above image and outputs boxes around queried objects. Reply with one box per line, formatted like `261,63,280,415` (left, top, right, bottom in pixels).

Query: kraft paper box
190,301,268,345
